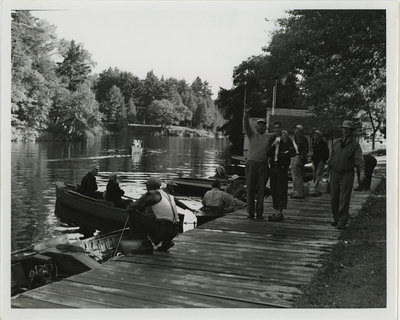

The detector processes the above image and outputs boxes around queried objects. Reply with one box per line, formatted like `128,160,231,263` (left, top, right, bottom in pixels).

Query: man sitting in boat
213,165,227,179
202,179,245,213
105,173,132,209
124,177,181,254
78,167,104,199
225,174,247,202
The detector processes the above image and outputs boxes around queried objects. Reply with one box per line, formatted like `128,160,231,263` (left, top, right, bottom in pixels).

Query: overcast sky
32,2,290,98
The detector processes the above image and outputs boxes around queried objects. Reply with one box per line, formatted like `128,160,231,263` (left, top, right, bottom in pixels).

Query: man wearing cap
291,124,309,199
311,130,330,195
105,173,132,209
243,105,271,219
125,177,181,254
328,120,365,229
78,167,103,199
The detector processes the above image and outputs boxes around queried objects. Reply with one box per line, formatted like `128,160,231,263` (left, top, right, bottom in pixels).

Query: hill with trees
11,11,223,141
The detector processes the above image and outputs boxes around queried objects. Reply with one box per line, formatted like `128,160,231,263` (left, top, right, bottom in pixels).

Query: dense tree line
11,11,223,141
217,10,386,150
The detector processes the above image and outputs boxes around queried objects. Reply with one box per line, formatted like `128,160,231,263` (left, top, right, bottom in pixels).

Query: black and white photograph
1,1,398,319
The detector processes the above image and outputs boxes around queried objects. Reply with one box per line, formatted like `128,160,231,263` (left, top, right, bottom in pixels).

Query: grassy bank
294,179,386,308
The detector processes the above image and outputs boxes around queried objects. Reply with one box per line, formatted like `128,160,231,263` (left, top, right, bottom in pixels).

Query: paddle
122,195,138,201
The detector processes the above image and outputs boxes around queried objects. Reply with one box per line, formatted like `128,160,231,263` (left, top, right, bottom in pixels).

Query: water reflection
11,133,231,251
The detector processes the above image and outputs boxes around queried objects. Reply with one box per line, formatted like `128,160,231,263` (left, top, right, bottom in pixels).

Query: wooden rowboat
55,181,223,233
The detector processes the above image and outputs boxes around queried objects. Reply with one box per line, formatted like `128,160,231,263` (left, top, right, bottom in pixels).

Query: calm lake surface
11,132,232,251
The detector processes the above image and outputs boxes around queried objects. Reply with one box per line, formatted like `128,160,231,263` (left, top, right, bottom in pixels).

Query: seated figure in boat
225,174,247,202
202,180,245,213
78,167,104,199
105,173,132,209
213,165,227,179
124,177,181,254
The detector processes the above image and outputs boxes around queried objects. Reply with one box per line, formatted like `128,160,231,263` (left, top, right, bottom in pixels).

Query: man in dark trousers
328,120,365,229
124,177,180,254
243,105,271,220
311,129,330,195
354,154,377,191
105,173,132,209
291,124,309,199
78,167,103,199
267,126,296,222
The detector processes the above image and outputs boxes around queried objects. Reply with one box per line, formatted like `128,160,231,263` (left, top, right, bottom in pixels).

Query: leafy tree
266,10,386,148
101,85,126,122
126,97,137,123
57,40,95,91
48,83,102,139
146,99,175,127
11,11,59,136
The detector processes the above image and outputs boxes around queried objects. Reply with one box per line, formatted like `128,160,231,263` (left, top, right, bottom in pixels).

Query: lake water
11,132,232,251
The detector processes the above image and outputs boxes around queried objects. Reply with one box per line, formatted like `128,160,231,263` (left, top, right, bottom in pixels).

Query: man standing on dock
243,105,271,220
328,120,365,229
124,177,180,254
290,124,309,199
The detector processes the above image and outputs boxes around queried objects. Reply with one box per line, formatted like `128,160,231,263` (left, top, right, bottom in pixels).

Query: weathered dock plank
11,185,376,309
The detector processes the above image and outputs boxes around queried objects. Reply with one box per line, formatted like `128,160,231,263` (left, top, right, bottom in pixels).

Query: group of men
243,104,374,230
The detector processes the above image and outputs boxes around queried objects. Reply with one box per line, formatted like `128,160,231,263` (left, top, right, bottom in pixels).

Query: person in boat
267,126,296,222
105,173,132,209
125,177,181,254
225,175,246,202
213,165,227,179
201,179,245,213
78,167,104,199
243,104,272,220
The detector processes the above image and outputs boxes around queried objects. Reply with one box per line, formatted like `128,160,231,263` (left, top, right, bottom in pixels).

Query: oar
122,195,138,201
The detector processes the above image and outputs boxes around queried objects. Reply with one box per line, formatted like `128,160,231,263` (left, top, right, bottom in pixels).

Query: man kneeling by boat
124,177,180,254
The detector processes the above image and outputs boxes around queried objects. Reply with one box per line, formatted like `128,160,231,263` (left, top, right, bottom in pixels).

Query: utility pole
272,79,277,115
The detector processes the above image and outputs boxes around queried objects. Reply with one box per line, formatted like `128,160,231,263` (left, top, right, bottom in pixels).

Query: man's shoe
157,240,175,252
247,215,255,219
337,224,347,230
129,240,153,254
290,195,304,199
268,213,284,222
354,186,363,191
255,215,264,220
331,221,338,227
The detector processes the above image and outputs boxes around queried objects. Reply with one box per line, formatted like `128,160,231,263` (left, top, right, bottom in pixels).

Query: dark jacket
267,134,296,169
78,172,98,197
106,180,125,206
311,139,329,163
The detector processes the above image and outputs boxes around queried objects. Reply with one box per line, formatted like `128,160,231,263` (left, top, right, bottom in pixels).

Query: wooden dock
11,188,375,309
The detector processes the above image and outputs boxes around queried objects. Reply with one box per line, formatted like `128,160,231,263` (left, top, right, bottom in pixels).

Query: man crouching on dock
124,177,180,254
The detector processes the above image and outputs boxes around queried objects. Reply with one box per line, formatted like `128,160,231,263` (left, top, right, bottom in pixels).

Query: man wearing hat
243,105,272,219
328,120,365,229
291,124,309,199
311,130,330,195
125,177,181,254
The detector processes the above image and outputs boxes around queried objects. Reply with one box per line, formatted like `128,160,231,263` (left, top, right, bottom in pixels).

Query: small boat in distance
130,139,143,155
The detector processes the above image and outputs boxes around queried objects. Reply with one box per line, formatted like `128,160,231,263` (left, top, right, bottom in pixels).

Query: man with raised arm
243,105,271,220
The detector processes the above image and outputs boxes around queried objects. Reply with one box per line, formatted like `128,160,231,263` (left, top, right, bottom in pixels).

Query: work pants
330,170,355,225
291,156,305,197
270,166,289,210
245,160,269,217
128,210,179,246
313,161,326,188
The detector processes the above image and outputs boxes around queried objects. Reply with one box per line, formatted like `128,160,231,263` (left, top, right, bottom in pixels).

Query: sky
32,2,290,98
